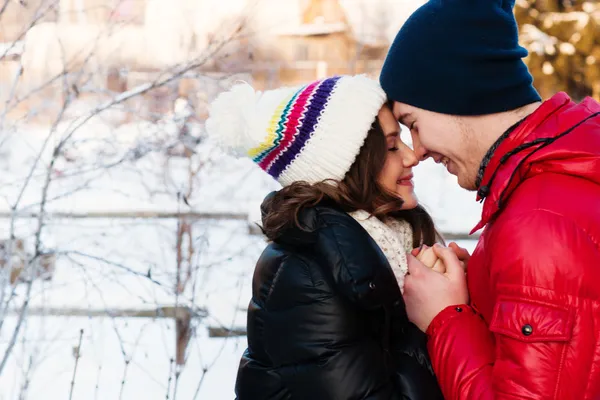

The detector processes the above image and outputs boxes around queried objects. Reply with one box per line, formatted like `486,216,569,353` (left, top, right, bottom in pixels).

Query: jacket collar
475,117,526,190
471,92,600,234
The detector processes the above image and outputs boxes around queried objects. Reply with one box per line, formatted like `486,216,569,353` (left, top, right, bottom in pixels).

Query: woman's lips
397,174,414,187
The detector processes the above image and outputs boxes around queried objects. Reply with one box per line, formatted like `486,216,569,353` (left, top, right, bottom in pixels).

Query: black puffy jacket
235,201,444,400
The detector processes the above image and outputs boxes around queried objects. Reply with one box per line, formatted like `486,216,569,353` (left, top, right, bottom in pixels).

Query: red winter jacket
426,93,600,400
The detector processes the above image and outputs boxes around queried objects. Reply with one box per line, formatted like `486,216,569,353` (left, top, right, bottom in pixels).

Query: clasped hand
403,243,470,332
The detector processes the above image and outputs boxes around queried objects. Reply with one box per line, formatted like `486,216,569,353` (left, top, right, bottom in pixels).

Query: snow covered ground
0,316,246,400
0,119,482,399
0,216,260,399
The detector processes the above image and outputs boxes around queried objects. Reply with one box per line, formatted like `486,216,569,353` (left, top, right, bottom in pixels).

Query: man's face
392,101,480,190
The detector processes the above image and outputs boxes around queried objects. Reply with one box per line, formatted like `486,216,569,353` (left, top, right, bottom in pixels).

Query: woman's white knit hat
205,75,386,186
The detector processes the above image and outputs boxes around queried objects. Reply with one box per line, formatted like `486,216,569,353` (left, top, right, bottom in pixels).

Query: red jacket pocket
490,297,574,342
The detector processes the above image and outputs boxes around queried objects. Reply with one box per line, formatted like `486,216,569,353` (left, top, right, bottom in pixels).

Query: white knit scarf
348,210,414,293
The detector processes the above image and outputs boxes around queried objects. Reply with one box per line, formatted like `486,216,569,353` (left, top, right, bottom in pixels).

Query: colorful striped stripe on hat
249,76,341,180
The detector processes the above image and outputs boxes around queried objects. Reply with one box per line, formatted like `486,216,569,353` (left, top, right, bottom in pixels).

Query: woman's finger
432,258,446,273
416,246,438,269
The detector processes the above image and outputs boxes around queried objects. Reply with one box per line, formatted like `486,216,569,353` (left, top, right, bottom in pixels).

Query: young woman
206,75,444,399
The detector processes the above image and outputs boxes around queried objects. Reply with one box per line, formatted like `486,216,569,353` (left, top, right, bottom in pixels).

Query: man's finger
432,244,464,278
448,242,470,261
406,253,430,276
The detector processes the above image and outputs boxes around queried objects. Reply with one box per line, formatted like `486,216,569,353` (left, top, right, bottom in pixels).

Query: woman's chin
398,191,419,210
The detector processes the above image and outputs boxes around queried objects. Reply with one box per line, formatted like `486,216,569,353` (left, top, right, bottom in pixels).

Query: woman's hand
411,242,471,274
412,245,446,273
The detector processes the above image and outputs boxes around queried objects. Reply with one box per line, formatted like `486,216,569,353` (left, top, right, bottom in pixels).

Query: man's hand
448,242,470,272
404,244,469,332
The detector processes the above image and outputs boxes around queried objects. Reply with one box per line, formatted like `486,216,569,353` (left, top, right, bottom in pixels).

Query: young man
380,0,600,399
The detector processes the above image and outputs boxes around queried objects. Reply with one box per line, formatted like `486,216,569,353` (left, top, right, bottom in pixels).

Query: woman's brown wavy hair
261,114,442,248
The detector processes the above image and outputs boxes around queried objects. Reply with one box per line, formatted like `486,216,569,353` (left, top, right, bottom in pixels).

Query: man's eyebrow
397,113,410,124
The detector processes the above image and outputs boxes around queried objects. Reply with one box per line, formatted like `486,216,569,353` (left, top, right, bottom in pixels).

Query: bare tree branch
68,328,84,400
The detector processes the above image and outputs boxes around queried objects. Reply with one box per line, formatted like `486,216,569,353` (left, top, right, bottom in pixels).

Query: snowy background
0,117,481,399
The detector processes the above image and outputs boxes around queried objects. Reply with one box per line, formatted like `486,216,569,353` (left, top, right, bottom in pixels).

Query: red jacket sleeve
426,210,600,400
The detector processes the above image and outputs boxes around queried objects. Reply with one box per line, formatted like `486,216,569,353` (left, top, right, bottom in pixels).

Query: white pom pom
205,82,262,156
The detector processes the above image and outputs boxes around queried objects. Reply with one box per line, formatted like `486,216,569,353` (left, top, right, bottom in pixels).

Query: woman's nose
403,144,419,167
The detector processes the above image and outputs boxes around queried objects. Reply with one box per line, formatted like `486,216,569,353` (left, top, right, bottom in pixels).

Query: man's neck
473,102,542,189
474,102,541,154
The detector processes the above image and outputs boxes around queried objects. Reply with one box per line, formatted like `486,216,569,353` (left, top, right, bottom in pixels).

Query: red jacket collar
471,92,600,234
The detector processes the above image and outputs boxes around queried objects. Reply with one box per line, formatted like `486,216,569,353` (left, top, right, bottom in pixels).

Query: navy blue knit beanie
380,0,541,116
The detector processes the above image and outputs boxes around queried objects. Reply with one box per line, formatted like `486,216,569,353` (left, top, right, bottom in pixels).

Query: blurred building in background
0,0,597,125
249,0,390,87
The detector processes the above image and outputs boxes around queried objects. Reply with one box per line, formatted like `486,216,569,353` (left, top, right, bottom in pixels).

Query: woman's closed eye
387,132,400,151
